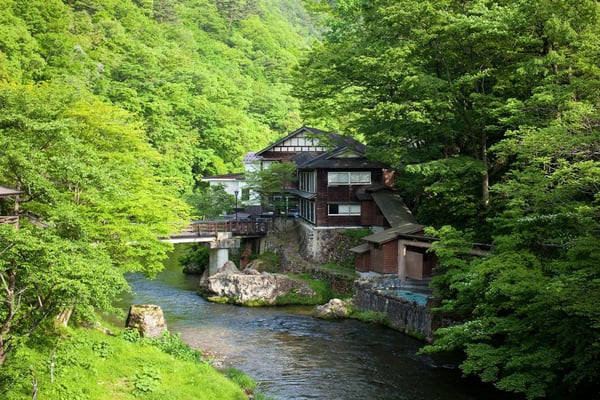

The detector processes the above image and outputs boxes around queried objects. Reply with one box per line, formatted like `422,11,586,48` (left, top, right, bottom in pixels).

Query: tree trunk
481,133,490,208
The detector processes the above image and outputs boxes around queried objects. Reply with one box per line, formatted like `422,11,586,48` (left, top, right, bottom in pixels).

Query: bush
275,274,333,305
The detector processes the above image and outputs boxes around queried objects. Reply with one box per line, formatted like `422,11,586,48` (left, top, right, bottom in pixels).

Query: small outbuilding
350,186,438,282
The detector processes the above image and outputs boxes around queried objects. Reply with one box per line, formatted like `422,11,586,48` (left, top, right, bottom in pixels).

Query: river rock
125,304,167,338
313,298,351,319
217,260,239,274
199,265,316,305
183,261,204,275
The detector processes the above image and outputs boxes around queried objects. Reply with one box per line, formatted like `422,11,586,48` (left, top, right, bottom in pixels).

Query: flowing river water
114,245,518,400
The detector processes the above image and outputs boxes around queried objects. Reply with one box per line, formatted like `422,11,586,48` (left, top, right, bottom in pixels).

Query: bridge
166,219,269,243
165,219,270,275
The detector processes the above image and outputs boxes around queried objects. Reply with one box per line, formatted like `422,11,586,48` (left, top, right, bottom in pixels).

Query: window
350,172,371,183
299,171,316,193
328,203,361,216
300,198,316,223
327,171,371,186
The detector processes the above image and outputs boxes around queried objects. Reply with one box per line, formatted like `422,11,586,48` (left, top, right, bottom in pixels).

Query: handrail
0,215,19,228
0,215,18,224
171,219,269,238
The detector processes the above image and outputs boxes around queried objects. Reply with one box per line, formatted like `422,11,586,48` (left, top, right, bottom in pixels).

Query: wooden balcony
0,215,19,228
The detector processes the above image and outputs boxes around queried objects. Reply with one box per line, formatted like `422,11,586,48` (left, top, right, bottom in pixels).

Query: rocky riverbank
198,260,325,306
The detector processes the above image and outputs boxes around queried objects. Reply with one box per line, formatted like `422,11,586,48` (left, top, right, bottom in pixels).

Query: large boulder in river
313,298,351,319
198,262,316,306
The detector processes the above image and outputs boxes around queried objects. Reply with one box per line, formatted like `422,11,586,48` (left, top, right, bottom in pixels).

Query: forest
0,0,599,399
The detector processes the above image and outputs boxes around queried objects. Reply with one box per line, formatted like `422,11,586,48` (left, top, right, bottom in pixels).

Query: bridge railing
0,215,19,228
172,219,269,238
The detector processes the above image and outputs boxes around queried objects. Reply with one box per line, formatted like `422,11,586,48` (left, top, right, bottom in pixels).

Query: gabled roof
255,126,367,156
255,126,331,156
0,185,23,198
292,145,388,170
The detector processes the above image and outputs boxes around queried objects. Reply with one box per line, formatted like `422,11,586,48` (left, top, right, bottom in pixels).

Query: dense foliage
2,0,599,398
297,1,600,398
1,0,316,187
0,0,316,371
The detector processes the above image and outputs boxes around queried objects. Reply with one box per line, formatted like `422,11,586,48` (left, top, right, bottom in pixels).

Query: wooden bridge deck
168,219,269,242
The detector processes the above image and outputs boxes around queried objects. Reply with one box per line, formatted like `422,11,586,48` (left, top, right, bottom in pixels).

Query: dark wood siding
355,253,370,272
361,201,376,225
360,200,385,226
368,242,397,274
313,168,386,227
382,241,398,274
369,244,384,273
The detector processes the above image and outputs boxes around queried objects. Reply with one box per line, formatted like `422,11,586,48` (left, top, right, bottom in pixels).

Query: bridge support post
208,233,240,276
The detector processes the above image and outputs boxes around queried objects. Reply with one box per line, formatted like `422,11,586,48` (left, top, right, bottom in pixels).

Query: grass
0,326,264,400
317,262,355,275
348,308,389,325
275,274,333,305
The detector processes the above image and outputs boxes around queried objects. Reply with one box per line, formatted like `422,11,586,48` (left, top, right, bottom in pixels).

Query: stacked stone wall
306,267,354,295
295,220,362,265
353,281,434,342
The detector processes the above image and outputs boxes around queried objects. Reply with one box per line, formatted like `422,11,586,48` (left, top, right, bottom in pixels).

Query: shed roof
286,189,316,200
349,243,370,254
361,223,427,245
0,185,23,198
370,190,420,228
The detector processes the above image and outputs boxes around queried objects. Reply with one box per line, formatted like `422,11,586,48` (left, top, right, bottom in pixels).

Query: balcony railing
170,219,269,239
0,215,19,227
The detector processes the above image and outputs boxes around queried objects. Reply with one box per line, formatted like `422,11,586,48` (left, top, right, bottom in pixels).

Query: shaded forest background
1,0,317,192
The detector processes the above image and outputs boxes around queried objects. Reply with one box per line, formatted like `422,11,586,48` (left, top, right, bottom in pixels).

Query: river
115,245,518,400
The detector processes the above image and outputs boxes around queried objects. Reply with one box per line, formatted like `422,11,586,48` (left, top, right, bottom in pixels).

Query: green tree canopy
245,162,297,215
0,81,189,364
298,1,600,398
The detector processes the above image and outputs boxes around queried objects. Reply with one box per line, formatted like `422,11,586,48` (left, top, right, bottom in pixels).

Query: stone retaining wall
353,281,434,342
295,220,364,264
306,267,355,295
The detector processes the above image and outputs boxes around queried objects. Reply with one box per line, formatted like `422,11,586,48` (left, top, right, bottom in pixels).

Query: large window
327,171,371,186
300,198,316,223
299,171,316,193
328,203,361,216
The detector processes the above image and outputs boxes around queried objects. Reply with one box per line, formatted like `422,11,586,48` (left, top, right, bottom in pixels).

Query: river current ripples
115,246,519,400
